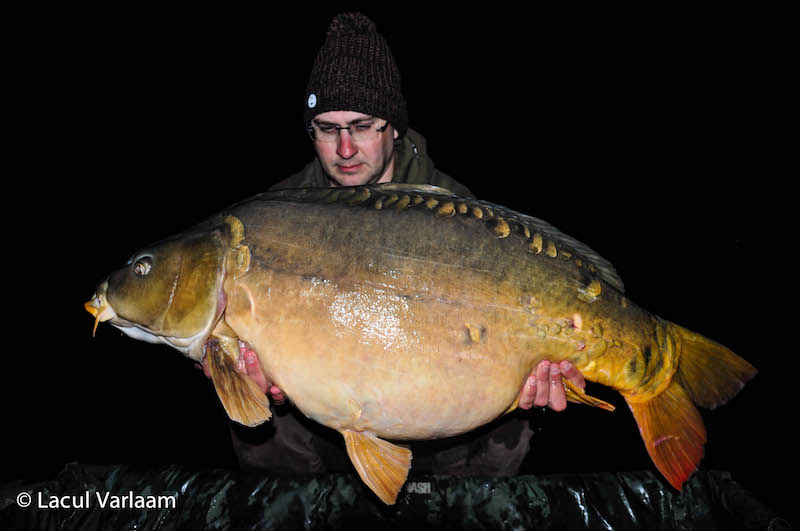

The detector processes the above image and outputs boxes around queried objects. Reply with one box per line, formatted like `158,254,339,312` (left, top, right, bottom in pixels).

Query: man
204,12,586,477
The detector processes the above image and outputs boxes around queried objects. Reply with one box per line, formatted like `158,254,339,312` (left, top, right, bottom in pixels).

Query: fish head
84,228,228,361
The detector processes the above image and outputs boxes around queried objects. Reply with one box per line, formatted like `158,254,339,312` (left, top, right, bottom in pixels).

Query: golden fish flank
85,183,756,505
330,288,417,349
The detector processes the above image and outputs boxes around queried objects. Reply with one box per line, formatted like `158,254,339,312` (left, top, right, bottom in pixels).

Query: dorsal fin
375,183,454,195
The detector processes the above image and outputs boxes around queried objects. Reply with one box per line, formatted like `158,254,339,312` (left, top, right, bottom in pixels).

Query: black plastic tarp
0,463,790,530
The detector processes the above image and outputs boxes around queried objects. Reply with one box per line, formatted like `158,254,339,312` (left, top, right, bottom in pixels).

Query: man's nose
336,131,358,159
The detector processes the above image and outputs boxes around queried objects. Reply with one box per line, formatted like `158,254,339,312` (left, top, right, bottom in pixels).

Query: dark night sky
9,6,792,523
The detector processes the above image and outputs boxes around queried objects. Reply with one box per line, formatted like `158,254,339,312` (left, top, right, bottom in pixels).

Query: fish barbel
84,184,756,504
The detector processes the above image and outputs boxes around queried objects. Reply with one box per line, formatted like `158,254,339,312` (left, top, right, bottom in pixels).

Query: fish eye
133,257,152,276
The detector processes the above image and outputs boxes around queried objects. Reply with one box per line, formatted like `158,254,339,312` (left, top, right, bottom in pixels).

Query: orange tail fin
624,321,757,490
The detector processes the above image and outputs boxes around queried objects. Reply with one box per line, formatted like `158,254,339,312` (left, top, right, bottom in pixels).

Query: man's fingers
533,361,552,407
548,364,567,411
524,360,584,411
559,360,585,389
518,375,537,409
244,350,287,404
269,386,286,405
244,351,269,394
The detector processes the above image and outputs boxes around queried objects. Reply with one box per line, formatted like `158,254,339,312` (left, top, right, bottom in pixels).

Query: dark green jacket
269,128,473,198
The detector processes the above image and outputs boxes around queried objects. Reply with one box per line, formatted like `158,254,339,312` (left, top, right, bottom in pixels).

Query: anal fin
564,379,616,411
206,336,272,427
341,430,412,505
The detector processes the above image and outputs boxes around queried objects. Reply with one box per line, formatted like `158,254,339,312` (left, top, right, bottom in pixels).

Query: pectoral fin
205,336,272,426
564,379,616,411
341,430,412,505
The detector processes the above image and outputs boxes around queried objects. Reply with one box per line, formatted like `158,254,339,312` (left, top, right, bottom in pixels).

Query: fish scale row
260,185,614,297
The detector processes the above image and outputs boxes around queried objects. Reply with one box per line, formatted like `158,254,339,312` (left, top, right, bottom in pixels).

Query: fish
84,183,756,504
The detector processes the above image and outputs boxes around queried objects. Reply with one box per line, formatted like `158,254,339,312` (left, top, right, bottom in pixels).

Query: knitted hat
304,12,408,137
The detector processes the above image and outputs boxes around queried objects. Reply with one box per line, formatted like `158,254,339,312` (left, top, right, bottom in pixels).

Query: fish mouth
84,281,117,337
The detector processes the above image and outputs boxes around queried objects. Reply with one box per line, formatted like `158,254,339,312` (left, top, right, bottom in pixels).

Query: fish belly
225,272,540,440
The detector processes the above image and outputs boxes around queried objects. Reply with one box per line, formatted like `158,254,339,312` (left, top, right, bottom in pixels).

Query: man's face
311,111,399,187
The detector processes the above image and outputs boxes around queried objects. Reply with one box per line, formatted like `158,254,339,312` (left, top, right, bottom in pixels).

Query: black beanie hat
304,12,408,137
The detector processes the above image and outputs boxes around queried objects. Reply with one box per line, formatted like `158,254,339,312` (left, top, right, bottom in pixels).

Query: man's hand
240,348,287,405
518,360,585,412
199,345,286,405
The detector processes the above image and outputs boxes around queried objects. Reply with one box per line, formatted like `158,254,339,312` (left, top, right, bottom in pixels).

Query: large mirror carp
85,184,756,504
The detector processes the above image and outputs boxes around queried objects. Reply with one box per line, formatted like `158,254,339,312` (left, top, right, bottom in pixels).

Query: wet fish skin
85,183,756,504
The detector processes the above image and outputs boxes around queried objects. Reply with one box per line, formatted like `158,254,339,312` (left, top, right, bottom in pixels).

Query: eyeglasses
307,120,390,143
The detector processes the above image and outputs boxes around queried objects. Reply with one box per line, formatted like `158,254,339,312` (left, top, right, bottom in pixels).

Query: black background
8,5,792,524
